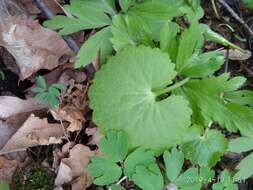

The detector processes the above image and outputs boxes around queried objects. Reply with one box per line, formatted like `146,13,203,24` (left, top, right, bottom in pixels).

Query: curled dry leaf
85,127,103,146
51,106,84,132
0,156,19,183
55,144,94,189
55,162,73,186
63,84,88,111
0,16,73,80
220,49,252,60
0,114,64,154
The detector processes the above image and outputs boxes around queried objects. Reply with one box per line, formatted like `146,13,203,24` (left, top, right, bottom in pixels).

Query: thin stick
211,0,220,18
218,0,253,37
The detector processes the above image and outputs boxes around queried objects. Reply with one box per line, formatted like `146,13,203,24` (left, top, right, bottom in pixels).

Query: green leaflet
234,153,253,180
132,165,164,190
32,76,65,108
87,157,122,185
89,46,192,152
110,14,153,51
128,1,181,41
212,170,238,190
228,137,253,180
163,147,214,189
176,22,202,71
229,137,253,153
176,74,253,135
199,167,215,184
100,130,128,162
124,148,155,177
75,27,113,68
163,148,184,182
44,0,111,35
119,0,135,12
242,0,253,9
224,90,253,108
0,181,9,190
124,147,164,190
181,127,228,167
180,51,224,78
175,168,201,190
160,22,180,62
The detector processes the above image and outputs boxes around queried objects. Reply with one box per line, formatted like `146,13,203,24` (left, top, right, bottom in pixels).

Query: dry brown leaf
51,106,84,132
0,16,73,80
0,96,47,119
0,114,64,154
220,49,252,60
86,127,103,146
55,162,73,186
0,96,47,152
0,156,19,183
55,144,94,189
0,121,16,150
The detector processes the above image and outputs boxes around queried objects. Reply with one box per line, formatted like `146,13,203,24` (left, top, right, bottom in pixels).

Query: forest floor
0,0,253,190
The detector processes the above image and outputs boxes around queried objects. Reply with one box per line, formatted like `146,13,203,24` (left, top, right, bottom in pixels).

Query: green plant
88,130,217,190
32,76,66,108
12,165,55,190
44,0,241,68
88,21,253,185
0,181,9,190
43,0,253,187
212,170,238,190
228,137,253,180
242,0,253,9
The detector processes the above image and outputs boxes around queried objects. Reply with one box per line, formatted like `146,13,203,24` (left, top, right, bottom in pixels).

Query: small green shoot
32,76,66,108
0,181,9,190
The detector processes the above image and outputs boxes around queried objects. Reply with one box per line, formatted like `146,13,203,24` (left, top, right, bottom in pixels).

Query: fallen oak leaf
0,114,65,155
51,105,84,132
0,16,73,80
55,144,94,189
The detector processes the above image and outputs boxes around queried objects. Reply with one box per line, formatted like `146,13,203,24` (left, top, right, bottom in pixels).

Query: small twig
33,0,79,54
211,0,220,18
116,176,128,185
217,0,253,37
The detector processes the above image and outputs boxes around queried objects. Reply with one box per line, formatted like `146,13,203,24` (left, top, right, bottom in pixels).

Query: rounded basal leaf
89,46,192,152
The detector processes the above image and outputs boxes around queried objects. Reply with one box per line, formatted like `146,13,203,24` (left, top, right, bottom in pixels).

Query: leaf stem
155,78,190,97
